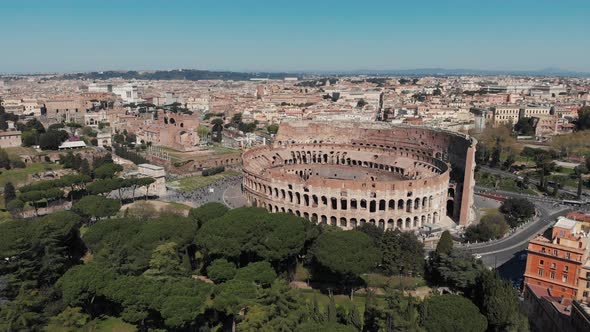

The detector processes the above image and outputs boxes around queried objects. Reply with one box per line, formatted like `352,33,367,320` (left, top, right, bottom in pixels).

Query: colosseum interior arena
242,121,476,231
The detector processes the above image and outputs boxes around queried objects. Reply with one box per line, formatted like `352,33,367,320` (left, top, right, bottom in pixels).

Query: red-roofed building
524,282,590,332
567,212,590,224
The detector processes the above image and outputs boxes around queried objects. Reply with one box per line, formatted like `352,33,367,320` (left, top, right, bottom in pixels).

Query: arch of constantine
242,121,476,231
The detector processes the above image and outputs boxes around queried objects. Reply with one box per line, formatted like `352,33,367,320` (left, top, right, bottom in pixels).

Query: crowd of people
163,175,244,208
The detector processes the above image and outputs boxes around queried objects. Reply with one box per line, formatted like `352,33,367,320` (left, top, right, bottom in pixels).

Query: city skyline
1,0,589,73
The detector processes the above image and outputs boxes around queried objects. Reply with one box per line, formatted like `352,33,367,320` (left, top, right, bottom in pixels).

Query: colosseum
242,121,476,231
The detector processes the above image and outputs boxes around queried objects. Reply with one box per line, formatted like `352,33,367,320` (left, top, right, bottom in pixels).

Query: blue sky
1,0,589,73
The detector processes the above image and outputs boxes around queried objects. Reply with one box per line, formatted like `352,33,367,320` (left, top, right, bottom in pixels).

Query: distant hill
59,69,301,81
340,68,590,77
4,67,588,80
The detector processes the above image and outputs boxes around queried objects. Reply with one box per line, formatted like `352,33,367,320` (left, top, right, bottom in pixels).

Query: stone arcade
242,121,476,231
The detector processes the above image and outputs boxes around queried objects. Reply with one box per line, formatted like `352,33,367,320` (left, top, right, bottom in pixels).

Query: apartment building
524,217,590,301
520,106,552,118
491,105,520,125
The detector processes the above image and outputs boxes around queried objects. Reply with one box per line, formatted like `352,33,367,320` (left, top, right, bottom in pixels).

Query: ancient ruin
242,121,476,230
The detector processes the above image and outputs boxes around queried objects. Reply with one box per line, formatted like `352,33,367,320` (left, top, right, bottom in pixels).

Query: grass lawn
547,174,578,188
208,145,240,155
118,200,193,218
0,162,62,187
557,167,576,175
295,288,376,312
156,145,240,163
481,208,498,216
0,210,12,223
86,316,137,332
153,146,185,163
293,264,311,282
45,315,136,332
168,170,240,192
4,146,40,158
475,171,538,195
166,201,193,211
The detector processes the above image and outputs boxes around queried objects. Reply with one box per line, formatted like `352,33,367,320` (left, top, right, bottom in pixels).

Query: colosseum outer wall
242,121,476,229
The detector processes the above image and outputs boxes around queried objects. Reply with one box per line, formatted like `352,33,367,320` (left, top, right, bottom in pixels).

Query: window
553,249,558,256
538,268,543,276
564,266,569,272
550,272,555,279
540,260,544,265
551,263,556,269
565,252,570,260
541,247,546,253
562,275,568,283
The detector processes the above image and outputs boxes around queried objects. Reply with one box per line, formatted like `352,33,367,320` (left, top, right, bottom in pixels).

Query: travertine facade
242,121,476,230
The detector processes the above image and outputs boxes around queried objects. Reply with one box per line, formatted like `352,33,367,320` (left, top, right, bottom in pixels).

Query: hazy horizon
3,67,590,76
1,0,589,73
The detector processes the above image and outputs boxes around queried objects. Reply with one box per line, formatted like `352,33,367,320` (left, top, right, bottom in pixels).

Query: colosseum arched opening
242,121,476,231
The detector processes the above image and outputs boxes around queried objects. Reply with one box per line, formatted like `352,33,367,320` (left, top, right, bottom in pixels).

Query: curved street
470,204,571,268
469,167,588,269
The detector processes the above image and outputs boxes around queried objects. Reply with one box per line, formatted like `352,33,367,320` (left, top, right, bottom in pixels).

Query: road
469,205,571,268
163,176,247,209
461,178,578,274
475,186,563,204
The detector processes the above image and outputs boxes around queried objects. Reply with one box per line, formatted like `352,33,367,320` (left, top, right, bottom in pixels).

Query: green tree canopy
45,307,90,332
436,230,453,255
0,211,82,296
428,250,484,292
188,202,229,228
196,208,306,265
143,242,188,278
357,222,383,247
207,258,237,283
83,215,197,274
514,117,535,136
267,124,279,134
238,279,308,331
39,129,69,150
0,148,10,169
87,177,126,195
296,322,357,332
58,263,214,330
311,230,380,297
312,230,379,277
575,105,590,130
234,261,277,287
212,279,259,328
4,181,16,205
420,294,487,332
6,198,24,214
472,270,529,332
500,198,535,227
464,213,509,242
93,162,124,179
72,195,121,222
380,229,424,276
